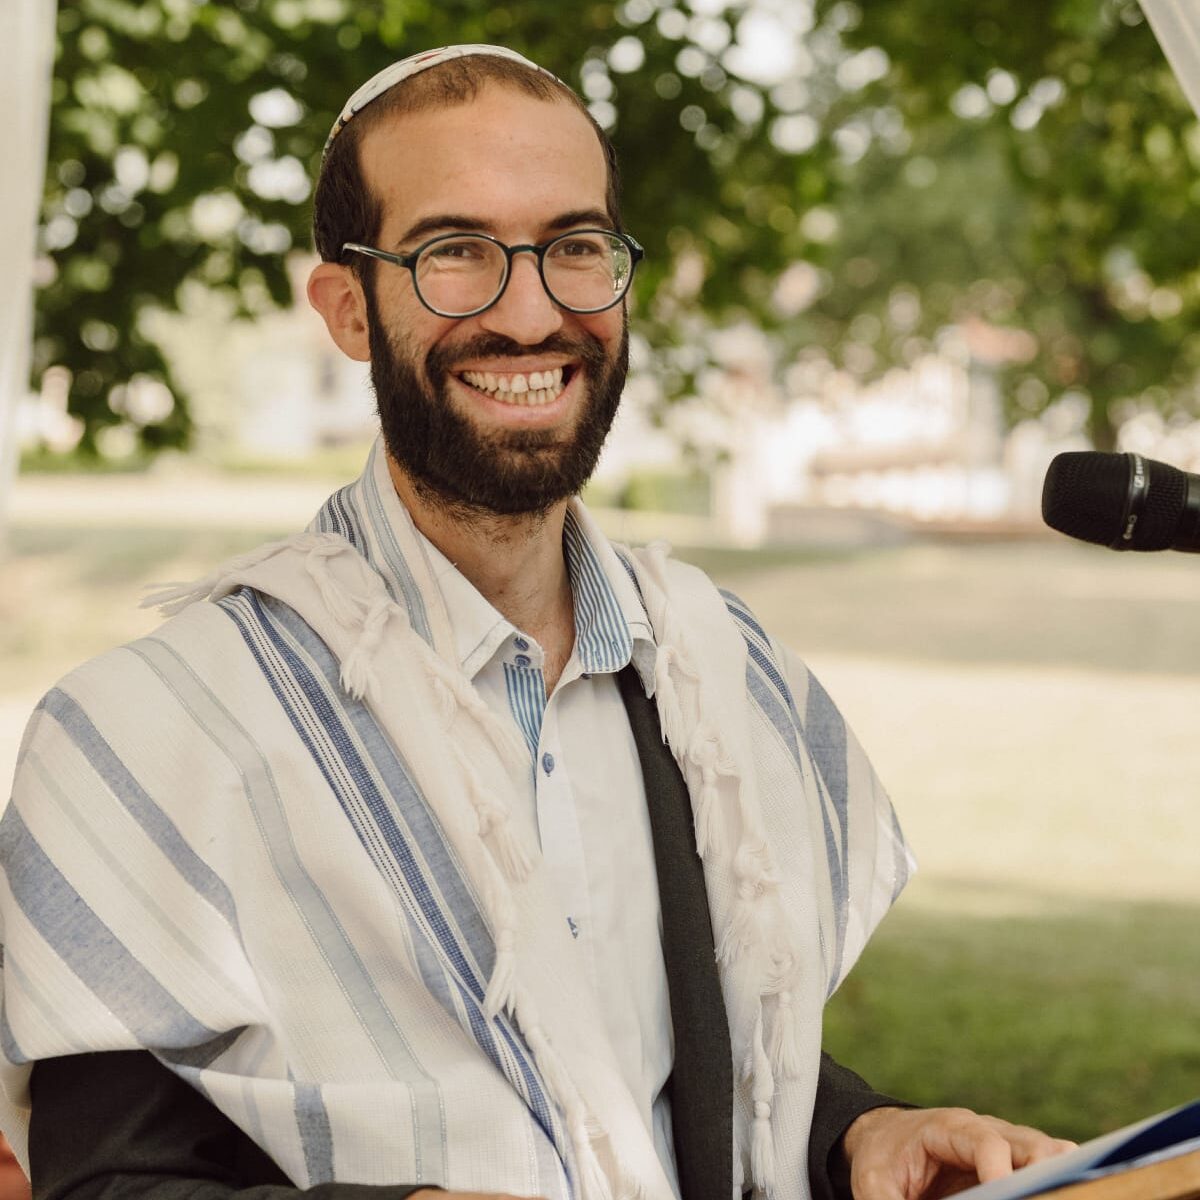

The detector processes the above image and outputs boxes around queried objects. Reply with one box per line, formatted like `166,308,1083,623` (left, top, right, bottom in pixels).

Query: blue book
953,1100,1200,1200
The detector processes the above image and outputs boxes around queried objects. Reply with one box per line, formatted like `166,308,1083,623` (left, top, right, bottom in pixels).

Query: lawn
3,473,1199,1141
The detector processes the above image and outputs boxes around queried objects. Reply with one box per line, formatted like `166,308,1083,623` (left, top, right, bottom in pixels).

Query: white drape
1141,0,1200,117
0,0,56,549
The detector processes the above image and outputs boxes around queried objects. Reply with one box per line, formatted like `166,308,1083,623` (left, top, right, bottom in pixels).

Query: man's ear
307,261,371,362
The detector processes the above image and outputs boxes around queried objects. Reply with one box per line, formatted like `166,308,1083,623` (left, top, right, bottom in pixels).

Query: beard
365,293,629,519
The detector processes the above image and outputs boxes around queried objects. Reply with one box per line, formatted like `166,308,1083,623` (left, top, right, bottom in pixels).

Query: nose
477,250,564,345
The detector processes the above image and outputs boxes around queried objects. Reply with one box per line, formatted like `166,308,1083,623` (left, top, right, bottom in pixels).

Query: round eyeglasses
341,228,644,318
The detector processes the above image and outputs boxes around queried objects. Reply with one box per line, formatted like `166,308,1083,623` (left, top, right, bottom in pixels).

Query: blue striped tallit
0,440,912,1200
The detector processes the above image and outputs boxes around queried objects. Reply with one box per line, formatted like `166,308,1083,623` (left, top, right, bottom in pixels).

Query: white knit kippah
324,44,563,154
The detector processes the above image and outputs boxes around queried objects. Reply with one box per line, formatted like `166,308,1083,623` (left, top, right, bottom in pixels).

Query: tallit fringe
423,654,529,774
766,981,804,1079
141,536,299,615
483,926,518,1020
638,541,803,1198
303,539,366,627
750,1016,777,1195
463,757,535,883
651,645,688,752
416,654,535,887
522,1005,614,1200
341,595,400,700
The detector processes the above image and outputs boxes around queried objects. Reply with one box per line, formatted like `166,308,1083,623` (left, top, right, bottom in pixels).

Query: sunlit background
3,0,1200,1148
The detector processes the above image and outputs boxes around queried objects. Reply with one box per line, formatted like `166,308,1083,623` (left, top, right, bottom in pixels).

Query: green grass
823,884,1200,1141
5,513,1199,1144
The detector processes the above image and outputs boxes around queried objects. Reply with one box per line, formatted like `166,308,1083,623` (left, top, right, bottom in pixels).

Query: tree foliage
38,0,1200,455
40,0,837,454
806,0,1200,448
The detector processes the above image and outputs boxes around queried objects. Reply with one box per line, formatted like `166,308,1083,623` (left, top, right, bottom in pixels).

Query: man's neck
387,457,577,688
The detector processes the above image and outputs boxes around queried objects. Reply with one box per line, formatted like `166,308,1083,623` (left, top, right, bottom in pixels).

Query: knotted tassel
424,655,529,773
141,536,298,615
688,730,728,856
483,926,517,1019
693,762,724,858
303,539,366,627
520,1013,613,1200
432,677,458,724
767,988,804,1078
716,891,759,965
339,594,397,700
717,841,779,964
651,644,689,753
571,1117,614,1200
461,758,534,883
749,1014,777,1195
751,1099,776,1195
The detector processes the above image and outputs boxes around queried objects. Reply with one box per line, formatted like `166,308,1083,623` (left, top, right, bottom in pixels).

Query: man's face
357,85,629,518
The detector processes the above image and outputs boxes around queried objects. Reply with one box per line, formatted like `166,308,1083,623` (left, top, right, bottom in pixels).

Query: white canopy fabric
0,1,56,548
1141,0,1200,117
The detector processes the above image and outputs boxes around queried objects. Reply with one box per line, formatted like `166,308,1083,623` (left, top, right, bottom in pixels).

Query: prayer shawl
0,443,913,1200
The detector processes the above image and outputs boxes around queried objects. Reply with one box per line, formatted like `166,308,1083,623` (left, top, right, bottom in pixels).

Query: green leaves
38,0,1200,457
811,0,1200,448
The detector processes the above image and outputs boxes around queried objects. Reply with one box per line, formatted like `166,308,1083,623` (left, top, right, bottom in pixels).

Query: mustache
426,332,608,377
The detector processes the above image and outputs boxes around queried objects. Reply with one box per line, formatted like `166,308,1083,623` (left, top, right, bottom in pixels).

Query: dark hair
312,55,623,272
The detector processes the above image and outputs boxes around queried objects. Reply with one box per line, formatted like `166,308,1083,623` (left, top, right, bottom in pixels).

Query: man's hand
841,1105,1076,1200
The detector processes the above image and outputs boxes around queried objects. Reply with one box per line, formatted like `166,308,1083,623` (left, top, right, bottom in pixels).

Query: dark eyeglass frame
341,228,644,318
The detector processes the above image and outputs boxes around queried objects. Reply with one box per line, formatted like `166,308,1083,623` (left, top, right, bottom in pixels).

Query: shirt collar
414,506,656,690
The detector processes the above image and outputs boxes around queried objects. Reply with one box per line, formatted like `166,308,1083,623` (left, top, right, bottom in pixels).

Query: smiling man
0,45,1069,1200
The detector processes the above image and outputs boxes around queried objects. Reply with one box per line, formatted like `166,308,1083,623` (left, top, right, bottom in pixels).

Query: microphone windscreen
1042,451,1187,550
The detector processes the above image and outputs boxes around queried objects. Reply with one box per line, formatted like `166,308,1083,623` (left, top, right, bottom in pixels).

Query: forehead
359,85,609,241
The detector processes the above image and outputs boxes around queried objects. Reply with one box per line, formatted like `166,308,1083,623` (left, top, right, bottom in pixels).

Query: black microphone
1042,450,1200,552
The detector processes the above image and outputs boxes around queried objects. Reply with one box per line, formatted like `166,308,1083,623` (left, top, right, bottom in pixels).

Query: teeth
460,367,567,406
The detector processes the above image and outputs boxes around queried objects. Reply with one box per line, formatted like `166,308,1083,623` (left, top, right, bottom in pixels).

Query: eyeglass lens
414,232,633,315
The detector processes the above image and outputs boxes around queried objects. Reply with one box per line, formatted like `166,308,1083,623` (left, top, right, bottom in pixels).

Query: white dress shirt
417,511,681,1195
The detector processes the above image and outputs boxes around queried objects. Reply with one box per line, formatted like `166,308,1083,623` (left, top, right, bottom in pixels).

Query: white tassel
142,536,299,614
141,578,217,616
767,989,804,1078
339,596,395,700
432,677,457,723
304,542,365,626
483,927,517,1019
573,1121,614,1200
428,657,528,772
718,840,779,963
486,821,534,883
694,765,724,858
750,1015,777,1195
716,895,758,964
751,1100,776,1195
652,648,689,752
688,732,728,857
462,761,534,883
519,1008,615,1200
734,840,780,894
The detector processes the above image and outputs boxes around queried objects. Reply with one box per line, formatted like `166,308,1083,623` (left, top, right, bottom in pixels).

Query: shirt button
541,752,555,775
513,637,529,651
514,653,532,668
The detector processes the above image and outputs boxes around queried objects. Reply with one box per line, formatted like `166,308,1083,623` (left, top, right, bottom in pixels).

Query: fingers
845,1106,1076,1200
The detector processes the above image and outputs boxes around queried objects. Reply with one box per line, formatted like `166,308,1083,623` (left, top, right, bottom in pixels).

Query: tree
41,0,1200,457
805,0,1200,449
39,0,840,455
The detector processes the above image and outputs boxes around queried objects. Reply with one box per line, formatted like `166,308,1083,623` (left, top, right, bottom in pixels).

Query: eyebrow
394,208,615,248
